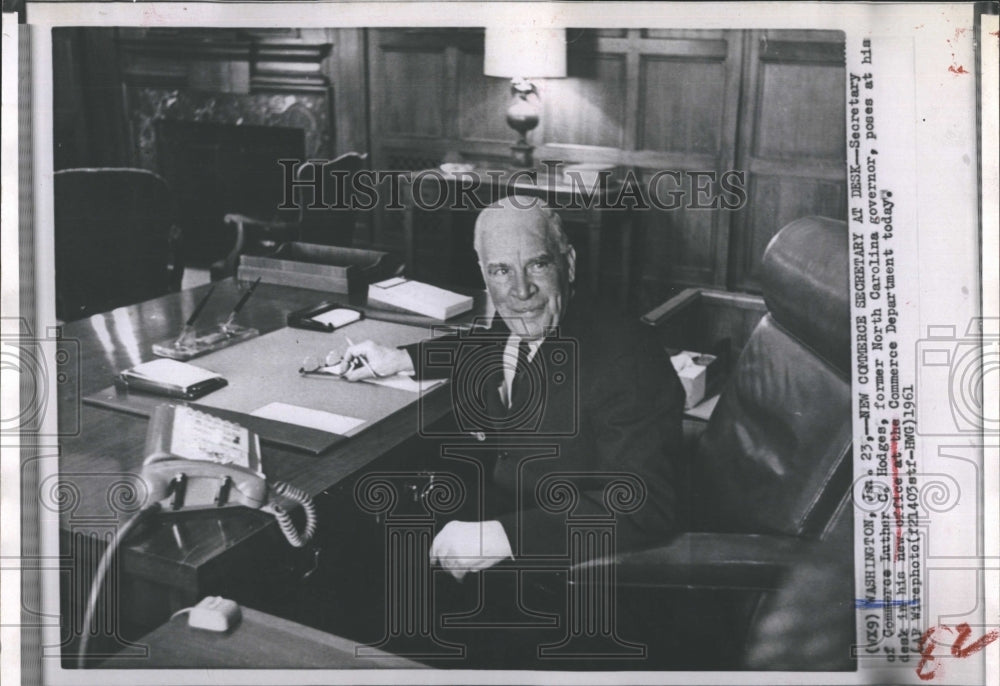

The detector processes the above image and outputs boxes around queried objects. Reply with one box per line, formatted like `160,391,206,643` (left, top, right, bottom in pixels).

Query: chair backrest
54,168,182,321
693,216,852,538
296,152,368,246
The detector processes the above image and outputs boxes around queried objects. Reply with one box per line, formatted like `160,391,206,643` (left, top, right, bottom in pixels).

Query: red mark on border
945,37,971,75
917,623,1000,680
890,418,902,561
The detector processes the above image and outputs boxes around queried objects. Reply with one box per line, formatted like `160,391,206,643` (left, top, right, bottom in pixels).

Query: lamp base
510,141,535,168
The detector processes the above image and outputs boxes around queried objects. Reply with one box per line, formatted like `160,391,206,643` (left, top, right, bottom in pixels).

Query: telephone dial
142,404,316,547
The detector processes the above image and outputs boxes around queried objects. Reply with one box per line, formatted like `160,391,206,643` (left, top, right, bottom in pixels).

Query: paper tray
238,243,402,295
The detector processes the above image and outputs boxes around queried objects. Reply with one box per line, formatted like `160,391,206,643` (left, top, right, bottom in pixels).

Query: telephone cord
77,503,162,669
266,481,317,548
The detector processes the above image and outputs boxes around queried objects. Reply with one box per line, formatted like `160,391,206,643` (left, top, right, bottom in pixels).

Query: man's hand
429,520,512,581
338,339,414,380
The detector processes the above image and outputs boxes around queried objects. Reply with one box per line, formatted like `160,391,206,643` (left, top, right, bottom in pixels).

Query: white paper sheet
311,308,362,328
128,358,221,387
250,402,366,435
363,374,446,394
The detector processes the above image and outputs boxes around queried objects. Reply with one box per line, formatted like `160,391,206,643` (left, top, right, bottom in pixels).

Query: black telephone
142,404,316,547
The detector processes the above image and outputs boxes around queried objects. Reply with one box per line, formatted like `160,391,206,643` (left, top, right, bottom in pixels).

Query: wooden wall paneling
755,60,846,159
52,27,131,169
366,28,844,302
317,28,372,245
745,174,847,263
621,31,642,154
381,47,447,138
643,29,728,41
627,30,741,307
323,28,370,157
729,30,847,292
639,56,726,154
368,30,445,252
370,31,440,257
712,30,745,289
543,52,628,149
457,47,512,143
52,28,89,169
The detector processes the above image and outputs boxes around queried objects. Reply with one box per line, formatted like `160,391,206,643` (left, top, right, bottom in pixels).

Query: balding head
473,196,571,260
473,196,576,339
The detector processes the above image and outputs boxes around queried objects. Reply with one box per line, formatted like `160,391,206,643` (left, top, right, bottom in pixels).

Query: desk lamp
484,27,567,168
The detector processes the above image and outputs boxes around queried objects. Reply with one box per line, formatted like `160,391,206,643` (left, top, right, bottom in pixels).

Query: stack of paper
367,277,473,320
128,358,222,387
118,358,228,399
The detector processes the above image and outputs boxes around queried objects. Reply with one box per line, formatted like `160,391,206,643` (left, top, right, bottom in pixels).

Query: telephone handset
142,404,316,547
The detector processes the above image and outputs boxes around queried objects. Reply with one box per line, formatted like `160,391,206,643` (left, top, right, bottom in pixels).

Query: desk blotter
85,319,443,455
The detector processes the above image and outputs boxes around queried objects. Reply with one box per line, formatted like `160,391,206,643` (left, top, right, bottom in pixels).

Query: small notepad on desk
118,358,228,400
367,278,473,321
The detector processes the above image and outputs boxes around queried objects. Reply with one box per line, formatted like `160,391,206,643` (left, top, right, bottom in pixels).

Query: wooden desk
401,167,633,305
57,278,468,646
101,606,423,669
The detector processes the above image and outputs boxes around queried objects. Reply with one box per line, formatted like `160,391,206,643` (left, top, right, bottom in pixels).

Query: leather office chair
211,152,368,280
54,168,184,322
576,216,854,670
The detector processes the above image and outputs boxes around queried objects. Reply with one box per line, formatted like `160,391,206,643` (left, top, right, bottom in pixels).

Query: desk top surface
100,605,424,669
55,279,463,573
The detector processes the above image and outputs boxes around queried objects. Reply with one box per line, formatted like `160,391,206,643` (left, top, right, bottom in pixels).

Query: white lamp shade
483,27,567,79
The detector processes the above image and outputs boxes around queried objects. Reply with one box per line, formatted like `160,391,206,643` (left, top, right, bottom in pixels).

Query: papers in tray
311,308,362,328
367,278,473,320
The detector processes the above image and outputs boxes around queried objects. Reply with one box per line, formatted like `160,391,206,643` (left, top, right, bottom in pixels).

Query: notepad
118,359,228,399
368,278,473,321
311,308,362,328
129,359,221,387
251,402,366,435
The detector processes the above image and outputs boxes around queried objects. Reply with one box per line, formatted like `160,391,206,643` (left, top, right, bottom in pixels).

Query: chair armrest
642,287,765,327
640,288,702,327
212,214,300,280
222,213,299,233
572,532,820,591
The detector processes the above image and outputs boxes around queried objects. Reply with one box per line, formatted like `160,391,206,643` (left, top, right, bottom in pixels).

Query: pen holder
152,323,259,361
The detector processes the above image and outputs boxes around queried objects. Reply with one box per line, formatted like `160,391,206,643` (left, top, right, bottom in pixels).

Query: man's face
477,208,576,340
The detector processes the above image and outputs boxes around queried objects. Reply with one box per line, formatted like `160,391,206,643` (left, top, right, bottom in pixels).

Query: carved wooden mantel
119,28,335,167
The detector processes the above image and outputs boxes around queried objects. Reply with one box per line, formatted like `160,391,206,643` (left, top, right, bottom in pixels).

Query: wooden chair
210,152,368,280
54,168,184,322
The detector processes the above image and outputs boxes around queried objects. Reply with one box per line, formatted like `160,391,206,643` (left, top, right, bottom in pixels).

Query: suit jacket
403,295,686,557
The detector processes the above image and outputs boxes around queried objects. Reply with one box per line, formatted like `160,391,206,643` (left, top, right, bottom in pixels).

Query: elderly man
340,196,685,579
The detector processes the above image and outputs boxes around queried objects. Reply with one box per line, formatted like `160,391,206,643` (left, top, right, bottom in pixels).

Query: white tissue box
669,350,718,410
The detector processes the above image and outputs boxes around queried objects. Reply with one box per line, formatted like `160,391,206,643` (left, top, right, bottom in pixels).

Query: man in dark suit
340,196,685,578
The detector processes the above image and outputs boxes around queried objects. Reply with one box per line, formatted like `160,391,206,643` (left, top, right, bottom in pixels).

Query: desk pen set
152,280,262,361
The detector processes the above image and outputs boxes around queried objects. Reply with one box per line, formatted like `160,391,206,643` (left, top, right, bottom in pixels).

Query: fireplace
120,28,335,266
156,120,305,265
